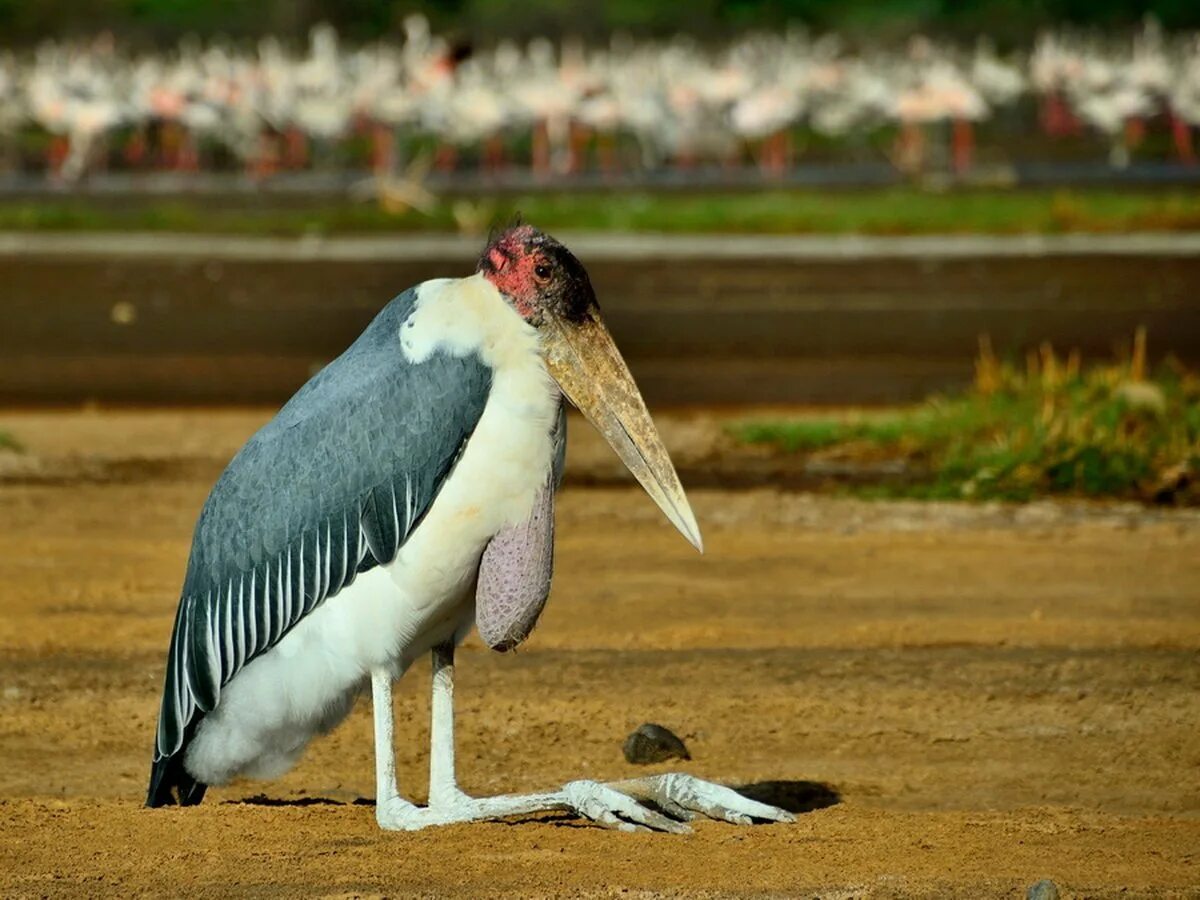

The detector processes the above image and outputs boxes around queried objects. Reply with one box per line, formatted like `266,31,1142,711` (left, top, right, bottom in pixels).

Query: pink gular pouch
474,476,554,651
474,409,563,652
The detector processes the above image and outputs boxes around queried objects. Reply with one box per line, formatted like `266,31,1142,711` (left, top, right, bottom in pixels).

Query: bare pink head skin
477,225,596,325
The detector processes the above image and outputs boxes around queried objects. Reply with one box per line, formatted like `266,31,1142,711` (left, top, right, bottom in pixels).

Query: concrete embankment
2,231,1197,405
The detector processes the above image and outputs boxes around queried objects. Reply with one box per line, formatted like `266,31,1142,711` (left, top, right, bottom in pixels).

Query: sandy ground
0,409,1198,898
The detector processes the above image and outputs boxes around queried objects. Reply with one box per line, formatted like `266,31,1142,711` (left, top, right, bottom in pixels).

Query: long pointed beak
541,307,703,553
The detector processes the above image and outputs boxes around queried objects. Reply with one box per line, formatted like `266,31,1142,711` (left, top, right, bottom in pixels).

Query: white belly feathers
185,274,559,786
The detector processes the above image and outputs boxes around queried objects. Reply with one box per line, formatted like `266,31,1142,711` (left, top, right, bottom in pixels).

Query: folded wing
147,288,492,805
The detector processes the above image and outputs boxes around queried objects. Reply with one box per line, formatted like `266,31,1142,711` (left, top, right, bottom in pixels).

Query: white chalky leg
371,668,421,829
428,641,471,808
370,646,681,831
421,642,681,830
371,647,790,832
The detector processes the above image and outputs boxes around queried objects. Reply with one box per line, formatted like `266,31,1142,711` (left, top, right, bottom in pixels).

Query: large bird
146,225,792,831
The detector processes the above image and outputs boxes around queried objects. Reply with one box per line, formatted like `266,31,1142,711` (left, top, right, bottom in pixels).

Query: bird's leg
427,640,471,807
372,642,683,831
371,667,421,828
372,643,567,829
372,649,791,831
423,641,636,825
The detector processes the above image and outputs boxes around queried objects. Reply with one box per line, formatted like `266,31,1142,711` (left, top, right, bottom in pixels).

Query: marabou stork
146,226,793,831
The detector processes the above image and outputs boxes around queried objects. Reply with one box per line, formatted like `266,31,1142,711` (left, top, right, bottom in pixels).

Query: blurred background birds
2,17,1199,183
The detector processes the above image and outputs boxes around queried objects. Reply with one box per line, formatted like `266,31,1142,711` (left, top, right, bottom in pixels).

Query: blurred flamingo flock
3,17,1200,184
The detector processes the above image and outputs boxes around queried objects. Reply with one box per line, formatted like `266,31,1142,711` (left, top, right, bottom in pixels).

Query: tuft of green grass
0,431,19,452
1,187,1200,236
732,332,1200,504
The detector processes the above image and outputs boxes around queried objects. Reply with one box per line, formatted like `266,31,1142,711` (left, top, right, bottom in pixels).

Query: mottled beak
540,306,703,553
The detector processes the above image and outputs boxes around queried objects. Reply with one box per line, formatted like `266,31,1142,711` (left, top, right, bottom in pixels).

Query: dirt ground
0,409,1198,898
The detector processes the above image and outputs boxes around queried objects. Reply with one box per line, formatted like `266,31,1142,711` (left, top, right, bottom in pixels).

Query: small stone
622,723,690,765
1026,879,1060,900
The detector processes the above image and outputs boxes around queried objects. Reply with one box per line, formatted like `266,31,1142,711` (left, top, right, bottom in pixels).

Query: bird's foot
375,793,428,830
375,787,490,830
374,781,687,832
609,773,796,827
374,775,794,832
561,779,689,833
375,791,495,830
428,783,474,810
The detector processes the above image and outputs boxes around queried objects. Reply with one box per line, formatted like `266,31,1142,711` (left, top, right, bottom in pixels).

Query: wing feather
221,580,235,682
283,547,294,634
246,568,258,657
234,574,247,672
272,556,286,645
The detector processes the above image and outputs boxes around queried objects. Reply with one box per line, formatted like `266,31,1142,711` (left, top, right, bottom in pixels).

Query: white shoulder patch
400,274,535,368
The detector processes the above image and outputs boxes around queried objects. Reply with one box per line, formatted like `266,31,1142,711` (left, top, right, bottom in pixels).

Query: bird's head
477,223,594,326
478,225,702,553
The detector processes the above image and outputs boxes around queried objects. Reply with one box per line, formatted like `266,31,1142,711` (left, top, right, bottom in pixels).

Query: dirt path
0,410,1198,897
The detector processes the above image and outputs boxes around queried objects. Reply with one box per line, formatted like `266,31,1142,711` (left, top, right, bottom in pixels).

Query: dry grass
734,330,1200,504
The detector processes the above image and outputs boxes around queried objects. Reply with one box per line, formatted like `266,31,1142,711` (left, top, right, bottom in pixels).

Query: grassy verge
732,333,1200,504
2,188,1200,235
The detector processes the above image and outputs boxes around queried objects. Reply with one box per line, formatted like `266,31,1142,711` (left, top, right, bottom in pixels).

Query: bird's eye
533,263,552,282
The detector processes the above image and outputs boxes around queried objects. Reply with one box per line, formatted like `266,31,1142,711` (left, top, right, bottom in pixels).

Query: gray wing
150,287,491,780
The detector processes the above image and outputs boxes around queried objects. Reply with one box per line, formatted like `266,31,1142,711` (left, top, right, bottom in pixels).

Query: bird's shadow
227,780,839,819
733,780,840,814
228,793,374,807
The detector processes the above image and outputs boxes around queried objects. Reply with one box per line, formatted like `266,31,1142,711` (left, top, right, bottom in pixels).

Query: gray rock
623,723,691,764
1026,879,1060,900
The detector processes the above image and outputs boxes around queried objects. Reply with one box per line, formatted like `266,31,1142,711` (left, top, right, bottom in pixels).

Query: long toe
647,795,697,823
564,781,690,834
657,774,796,825
604,789,690,834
